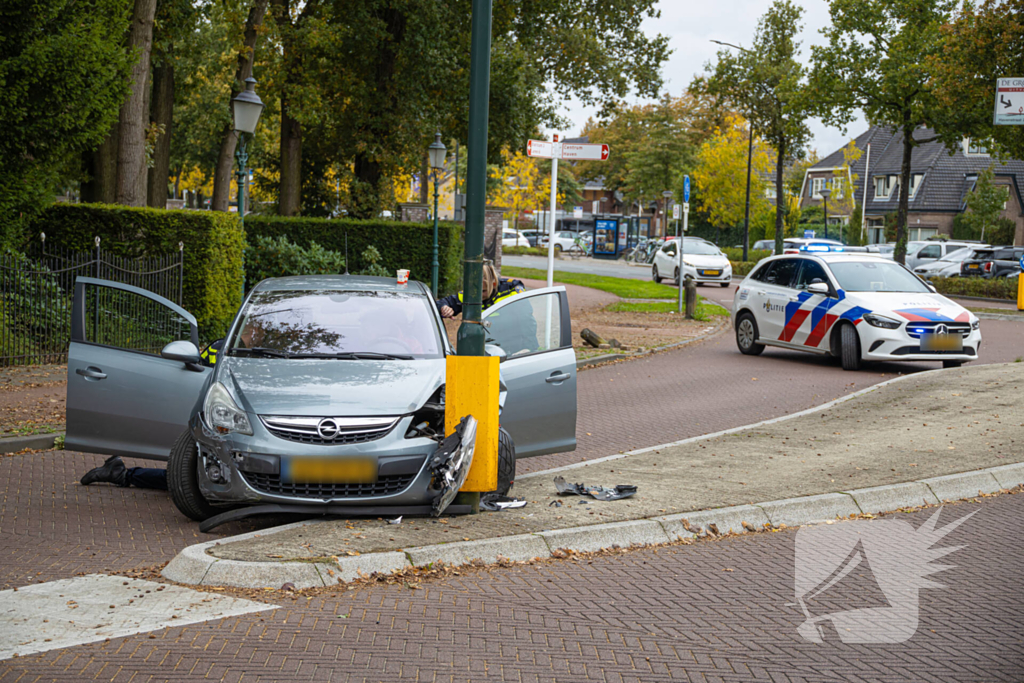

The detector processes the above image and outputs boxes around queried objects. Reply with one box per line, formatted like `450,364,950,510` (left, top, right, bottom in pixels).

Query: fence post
178,242,184,306
94,236,101,343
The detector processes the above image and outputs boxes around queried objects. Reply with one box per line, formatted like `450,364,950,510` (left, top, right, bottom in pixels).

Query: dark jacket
436,278,526,316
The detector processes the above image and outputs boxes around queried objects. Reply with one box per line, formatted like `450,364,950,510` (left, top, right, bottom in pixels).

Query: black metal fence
0,235,183,367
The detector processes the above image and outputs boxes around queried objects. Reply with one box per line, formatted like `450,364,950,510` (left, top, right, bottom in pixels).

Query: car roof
253,274,428,294
758,253,902,265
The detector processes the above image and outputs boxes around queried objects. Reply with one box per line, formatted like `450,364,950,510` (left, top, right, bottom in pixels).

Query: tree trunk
81,124,119,203
773,137,787,254
211,0,270,211
114,0,158,206
895,124,914,265
147,59,174,209
279,100,302,215
420,153,429,204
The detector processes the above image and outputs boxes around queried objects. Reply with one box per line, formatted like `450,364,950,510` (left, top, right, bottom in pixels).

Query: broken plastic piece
388,516,403,525
428,416,477,516
554,475,637,501
480,493,527,512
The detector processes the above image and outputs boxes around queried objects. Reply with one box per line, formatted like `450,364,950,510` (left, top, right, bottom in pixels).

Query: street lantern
663,190,674,237
819,186,832,240
232,77,264,304
428,131,447,297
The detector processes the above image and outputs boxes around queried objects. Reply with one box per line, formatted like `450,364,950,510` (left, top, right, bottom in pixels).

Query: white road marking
0,574,276,659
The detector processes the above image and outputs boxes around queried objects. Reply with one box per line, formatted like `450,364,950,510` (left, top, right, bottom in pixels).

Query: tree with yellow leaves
693,115,773,232
489,149,558,231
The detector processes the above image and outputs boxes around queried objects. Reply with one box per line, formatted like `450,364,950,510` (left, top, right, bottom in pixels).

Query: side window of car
763,259,799,288
485,293,563,357
76,281,194,353
793,260,829,290
662,243,677,256
919,245,941,259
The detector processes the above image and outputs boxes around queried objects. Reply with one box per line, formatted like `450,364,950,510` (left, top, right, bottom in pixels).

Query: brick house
799,126,1024,246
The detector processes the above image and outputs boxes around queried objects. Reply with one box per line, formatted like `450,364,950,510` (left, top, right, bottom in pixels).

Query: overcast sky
549,0,868,158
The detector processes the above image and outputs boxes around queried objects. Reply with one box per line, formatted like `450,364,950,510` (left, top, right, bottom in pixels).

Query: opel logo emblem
317,418,340,440
935,324,948,335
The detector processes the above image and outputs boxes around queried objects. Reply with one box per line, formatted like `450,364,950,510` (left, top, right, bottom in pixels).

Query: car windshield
679,240,722,256
940,247,974,263
829,261,930,293
228,289,442,359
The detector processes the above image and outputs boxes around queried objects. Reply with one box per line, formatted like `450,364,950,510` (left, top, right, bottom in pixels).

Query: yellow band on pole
445,355,499,492
1018,270,1024,311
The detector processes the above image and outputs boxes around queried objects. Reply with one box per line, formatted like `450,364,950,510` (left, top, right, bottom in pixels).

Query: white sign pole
678,203,689,314
546,134,560,288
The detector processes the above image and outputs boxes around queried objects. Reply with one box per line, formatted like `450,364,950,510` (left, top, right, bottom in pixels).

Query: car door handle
76,366,107,380
546,372,571,383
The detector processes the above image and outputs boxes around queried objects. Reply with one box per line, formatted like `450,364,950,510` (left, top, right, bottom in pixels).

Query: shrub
245,215,463,295
730,261,759,277
357,245,390,277
503,246,548,256
952,213,1016,245
245,235,346,289
722,248,772,262
930,276,1018,300
27,204,244,339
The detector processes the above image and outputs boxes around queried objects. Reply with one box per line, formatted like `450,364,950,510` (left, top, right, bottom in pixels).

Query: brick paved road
3,493,1020,681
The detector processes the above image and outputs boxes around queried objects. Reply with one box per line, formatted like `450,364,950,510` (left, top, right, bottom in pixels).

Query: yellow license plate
967,264,979,269
703,270,720,276
283,457,377,483
921,333,962,352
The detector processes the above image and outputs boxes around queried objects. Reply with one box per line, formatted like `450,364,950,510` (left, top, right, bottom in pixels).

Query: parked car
652,237,732,287
501,229,530,248
864,244,896,259
65,275,578,529
752,240,775,252
519,230,543,247
781,238,845,254
961,246,1024,278
732,254,981,371
913,246,988,278
539,230,583,254
905,240,982,270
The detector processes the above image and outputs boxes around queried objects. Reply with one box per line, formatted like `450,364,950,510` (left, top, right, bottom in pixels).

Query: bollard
684,278,697,319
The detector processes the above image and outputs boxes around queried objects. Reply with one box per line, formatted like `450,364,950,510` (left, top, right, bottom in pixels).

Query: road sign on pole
672,204,680,220
678,201,690,316
683,175,691,203
994,78,1024,125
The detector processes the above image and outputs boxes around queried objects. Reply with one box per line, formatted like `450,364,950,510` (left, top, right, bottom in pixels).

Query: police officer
436,263,525,318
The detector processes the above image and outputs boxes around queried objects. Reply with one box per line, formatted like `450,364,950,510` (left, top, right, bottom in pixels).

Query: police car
731,253,982,371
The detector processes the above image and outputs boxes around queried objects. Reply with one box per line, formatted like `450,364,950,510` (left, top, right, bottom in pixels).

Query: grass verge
503,266,679,299
606,301,730,321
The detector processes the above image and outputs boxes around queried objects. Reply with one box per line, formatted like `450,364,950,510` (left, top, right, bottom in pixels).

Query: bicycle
567,235,590,259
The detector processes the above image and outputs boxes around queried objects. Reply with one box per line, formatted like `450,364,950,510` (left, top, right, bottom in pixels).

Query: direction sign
683,175,691,203
994,78,1024,125
559,143,610,161
526,139,554,158
573,206,583,219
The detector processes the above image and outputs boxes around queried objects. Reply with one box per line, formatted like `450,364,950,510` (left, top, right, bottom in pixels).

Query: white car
539,230,583,254
731,253,982,371
652,238,732,287
913,246,987,278
501,230,531,248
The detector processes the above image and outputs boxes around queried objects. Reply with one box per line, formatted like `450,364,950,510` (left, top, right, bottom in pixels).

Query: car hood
845,291,974,324
219,357,446,417
683,253,729,267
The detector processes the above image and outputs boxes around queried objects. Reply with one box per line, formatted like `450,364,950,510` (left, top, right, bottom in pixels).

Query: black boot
80,456,129,487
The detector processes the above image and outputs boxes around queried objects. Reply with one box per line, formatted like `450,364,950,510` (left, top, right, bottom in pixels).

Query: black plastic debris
480,493,527,511
553,475,637,501
548,500,562,508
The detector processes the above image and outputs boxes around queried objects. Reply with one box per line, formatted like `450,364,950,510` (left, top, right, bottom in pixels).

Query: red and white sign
526,139,610,161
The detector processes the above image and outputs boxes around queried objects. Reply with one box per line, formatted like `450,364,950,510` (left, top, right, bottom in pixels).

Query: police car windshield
228,290,442,359
829,262,930,293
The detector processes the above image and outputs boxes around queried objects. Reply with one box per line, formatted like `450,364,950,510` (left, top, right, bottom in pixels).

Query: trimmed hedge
244,215,463,296
930,276,1018,300
723,248,772,263
730,261,758,277
28,204,244,339
503,245,548,256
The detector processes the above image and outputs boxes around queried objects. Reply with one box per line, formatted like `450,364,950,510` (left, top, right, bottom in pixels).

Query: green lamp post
428,131,447,297
232,77,264,302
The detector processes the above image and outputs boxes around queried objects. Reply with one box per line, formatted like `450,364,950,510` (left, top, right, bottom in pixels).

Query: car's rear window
828,261,930,293
229,290,442,358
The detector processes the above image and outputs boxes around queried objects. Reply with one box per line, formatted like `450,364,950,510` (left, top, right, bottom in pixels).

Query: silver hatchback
66,275,577,529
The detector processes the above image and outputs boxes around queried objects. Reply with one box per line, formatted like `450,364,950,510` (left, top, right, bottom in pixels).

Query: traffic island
163,362,1024,588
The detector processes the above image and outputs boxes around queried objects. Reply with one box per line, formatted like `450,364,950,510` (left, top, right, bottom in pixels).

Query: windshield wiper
289,351,414,360
230,347,291,359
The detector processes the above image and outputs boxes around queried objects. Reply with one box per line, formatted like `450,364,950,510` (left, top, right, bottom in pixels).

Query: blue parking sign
683,176,690,203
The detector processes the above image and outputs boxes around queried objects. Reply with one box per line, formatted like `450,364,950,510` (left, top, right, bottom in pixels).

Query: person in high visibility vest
200,338,223,366
436,263,525,319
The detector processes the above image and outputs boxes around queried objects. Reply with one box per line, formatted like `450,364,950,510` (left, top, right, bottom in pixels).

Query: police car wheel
735,313,764,356
652,265,662,283
840,323,862,371
168,430,220,522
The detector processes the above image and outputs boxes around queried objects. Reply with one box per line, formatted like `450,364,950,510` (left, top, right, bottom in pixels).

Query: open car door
65,277,211,461
483,286,576,457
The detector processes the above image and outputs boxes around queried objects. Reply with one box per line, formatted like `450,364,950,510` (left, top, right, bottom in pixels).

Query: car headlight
683,260,694,267
863,313,902,330
204,382,253,435
971,319,980,330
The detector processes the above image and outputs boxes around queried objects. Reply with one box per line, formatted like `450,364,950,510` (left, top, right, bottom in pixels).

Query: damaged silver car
66,275,577,530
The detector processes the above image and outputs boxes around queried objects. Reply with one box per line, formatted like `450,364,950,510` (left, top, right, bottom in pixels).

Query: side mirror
926,282,937,293
485,343,507,361
807,282,831,296
161,340,204,371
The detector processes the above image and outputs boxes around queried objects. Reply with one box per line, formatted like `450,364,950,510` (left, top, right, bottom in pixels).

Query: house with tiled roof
799,126,1024,246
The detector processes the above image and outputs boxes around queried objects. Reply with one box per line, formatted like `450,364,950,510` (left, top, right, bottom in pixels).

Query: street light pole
231,77,264,303
819,186,832,240
428,131,447,298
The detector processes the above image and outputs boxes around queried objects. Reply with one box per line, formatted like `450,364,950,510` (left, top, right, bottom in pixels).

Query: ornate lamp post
428,131,447,297
231,77,265,230
819,186,832,240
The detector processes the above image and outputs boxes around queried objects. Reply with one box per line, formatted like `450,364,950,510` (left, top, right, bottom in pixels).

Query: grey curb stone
161,544,215,585
922,471,1003,502
985,463,1024,490
657,504,770,539
757,492,861,527
406,534,549,568
203,559,325,589
0,432,62,454
538,519,670,553
846,482,940,515
327,552,411,583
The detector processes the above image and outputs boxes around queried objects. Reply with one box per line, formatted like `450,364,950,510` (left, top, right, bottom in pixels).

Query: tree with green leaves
809,0,955,264
695,0,812,255
930,0,1024,161
0,0,132,243
962,166,1009,243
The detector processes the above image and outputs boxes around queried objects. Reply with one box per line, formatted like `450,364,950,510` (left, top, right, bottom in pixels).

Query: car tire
840,323,862,371
720,282,730,288
674,267,680,285
495,427,516,496
652,265,662,283
943,360,963,369
553,244,562,255
735,312,765,356
167,429,219,521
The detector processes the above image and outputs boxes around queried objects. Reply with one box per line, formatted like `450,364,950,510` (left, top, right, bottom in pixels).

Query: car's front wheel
735,312,765,356
495,427,516,496
168,430,219,521
652,265,662,283
840,323,862,371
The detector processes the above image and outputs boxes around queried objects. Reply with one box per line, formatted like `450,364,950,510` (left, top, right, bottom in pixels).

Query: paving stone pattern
2,494,1020,681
